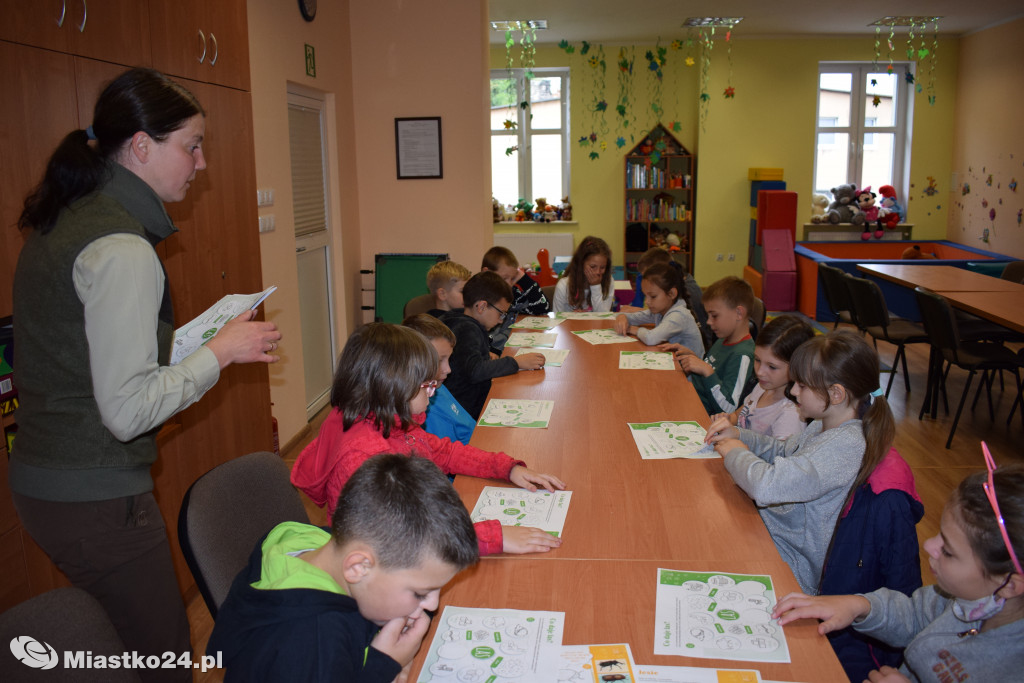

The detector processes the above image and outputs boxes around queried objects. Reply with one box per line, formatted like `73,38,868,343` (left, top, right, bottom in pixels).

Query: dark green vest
11,165,176,500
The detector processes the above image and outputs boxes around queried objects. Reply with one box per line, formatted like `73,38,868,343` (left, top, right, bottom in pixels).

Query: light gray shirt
624,299,703,351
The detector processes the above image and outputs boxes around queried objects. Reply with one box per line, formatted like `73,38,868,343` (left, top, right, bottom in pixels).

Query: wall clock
298,0,317,22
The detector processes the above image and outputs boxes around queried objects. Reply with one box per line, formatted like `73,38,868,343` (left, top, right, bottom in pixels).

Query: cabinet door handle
57,0,66,27
295,246,307,253
197,29,207,64
77,0,87,32
208,33,219,66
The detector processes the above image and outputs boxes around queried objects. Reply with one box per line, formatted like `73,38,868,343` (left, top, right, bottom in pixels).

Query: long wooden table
934,290,1024,334
411,318,847,681
857,263,1024,293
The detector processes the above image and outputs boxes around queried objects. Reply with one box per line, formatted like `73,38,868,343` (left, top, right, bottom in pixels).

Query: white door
288,91,335,418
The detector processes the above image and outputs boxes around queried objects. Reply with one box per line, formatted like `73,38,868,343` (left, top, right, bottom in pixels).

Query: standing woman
11,68,281,678
552,235,616,312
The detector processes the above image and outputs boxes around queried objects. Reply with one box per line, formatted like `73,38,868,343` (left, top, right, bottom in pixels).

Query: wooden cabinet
148,0,250,91
623,124,696,279
0,0,149,65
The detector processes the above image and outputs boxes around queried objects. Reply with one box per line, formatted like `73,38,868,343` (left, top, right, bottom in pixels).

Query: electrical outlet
258,214,275,233
727,253,736,261
256,189,275,208
716,253,724,261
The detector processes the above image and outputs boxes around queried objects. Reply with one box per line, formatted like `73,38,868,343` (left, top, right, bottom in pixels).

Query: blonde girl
613,262,703,352
706,330,895,594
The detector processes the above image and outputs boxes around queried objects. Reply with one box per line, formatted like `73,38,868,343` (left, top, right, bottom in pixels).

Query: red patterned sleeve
474,519,504,556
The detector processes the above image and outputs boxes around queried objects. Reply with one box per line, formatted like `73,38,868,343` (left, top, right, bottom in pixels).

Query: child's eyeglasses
487,302,509,321
982,442,1023,576
420,380,439,397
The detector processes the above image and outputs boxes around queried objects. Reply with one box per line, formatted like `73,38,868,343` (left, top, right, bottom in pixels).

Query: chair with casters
842,273,929,398
748,296,766,342
403,293,436,319
913,287,1023,448
0,587,140,681
178,451,309,618
817,263,858,330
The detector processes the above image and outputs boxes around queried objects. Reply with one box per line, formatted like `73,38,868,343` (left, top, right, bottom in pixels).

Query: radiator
493,232,574,267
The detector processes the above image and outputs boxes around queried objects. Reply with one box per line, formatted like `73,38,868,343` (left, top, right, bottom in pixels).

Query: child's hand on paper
501,525,562,554
205,309,282,368
771,592,871,635
866,666,911,683
515,352,546,370
709,412,740,428
705,415,738,443
657,342,691,355
509,466,565,492
371,612,431,667
613,314,632,336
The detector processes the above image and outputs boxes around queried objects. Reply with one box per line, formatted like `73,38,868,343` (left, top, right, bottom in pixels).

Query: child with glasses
440,271,544,420
291,323,564,556
774,445,1024,683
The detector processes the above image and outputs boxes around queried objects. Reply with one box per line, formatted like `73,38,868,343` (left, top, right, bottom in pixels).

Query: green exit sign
304,44,316,77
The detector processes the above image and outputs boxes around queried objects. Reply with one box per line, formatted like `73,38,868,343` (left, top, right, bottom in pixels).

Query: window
814,63,913,199
490,68,570,211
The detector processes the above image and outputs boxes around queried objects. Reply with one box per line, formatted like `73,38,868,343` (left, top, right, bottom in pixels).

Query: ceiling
488,0,1024,45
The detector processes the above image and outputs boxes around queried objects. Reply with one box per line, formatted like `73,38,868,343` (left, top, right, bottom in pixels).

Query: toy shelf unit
623,124,695,280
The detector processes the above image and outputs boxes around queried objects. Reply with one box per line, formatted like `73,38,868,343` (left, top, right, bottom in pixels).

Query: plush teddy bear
810,193,830,223
826,184,865,225
559,196,573,222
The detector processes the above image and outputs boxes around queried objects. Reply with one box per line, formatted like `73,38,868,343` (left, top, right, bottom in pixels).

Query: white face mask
952,592,1006,623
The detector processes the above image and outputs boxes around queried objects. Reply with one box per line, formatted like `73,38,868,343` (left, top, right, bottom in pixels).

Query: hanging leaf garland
723,28,735,98
927,18,939,105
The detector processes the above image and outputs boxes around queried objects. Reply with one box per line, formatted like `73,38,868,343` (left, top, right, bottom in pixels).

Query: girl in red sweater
292,323,565,555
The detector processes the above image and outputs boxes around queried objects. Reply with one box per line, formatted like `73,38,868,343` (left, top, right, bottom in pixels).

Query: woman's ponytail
19,129,107,234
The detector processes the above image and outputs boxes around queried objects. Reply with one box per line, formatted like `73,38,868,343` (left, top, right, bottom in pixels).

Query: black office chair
403,293,436,319
749,296,766,342
0,588,140,681
541,285,556,312
913,287,1023,448
817,263,857,330
178,452,309,617
843,273,928,397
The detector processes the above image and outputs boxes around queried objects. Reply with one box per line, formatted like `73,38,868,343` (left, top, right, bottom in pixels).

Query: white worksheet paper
634,664,762,683
571,328,635,345
170,286,276,365
619,351,676,370
470,486,572,537
417,606,565,683
508,332,558,348
628,421,718,460
478,399,555,428
654,569,791,664
511,316,562,330
555,311,618,320
516,347,570,367
558,643,636,683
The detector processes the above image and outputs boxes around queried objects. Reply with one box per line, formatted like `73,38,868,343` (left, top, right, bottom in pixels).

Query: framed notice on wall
395,117,443,179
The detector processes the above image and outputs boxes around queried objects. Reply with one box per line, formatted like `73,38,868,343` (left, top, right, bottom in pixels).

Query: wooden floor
184,324,1024,681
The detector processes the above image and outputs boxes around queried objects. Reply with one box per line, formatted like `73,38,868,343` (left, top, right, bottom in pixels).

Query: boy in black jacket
208,454,479,682
441,272,544,420
480,246,549,352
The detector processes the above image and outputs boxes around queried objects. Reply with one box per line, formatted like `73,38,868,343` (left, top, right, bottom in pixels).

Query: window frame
814,61,914,200
489,67,571,207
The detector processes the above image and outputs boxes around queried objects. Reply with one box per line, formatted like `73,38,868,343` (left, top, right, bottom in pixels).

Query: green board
374,253,448,323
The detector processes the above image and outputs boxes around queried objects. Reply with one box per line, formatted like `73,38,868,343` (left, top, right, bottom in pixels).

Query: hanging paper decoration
616,46,636,140
697,27,715,129
722,28,735,99
926,18,939,105
585,44,608,160
558,39,574,54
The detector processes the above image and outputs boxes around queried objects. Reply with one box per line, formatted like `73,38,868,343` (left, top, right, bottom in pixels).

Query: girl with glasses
773,447,1024,683
291,323,565,556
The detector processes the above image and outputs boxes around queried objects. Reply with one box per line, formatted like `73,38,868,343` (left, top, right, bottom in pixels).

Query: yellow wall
949,18,1024,258
493,37,959,283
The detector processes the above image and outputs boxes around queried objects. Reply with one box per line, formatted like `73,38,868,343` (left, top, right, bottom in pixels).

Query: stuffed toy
559,196,573,222
877,185,904,229
854,186,885,240
825,183,865,225
901,244,936,260
492,197,504,223
810,193,830,223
